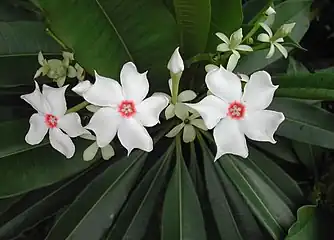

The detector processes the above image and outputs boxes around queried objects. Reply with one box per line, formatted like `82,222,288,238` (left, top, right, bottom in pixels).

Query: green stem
66,101,89,113
185,53,215,67
171,73,181,105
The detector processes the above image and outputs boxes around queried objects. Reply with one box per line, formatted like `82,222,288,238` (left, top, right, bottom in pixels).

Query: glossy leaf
172,0,211,57
162,136,206,240
270,98,334,149
35,0,178,91
45,151,147,240
242,0,273,24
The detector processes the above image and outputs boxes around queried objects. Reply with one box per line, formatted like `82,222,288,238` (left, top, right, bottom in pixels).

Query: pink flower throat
227,101,245,120
118,100,136,118
45,114,58,128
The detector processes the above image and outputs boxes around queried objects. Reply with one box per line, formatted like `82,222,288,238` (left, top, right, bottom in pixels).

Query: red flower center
118,100,136,118
227,101,246,120
45,114,58,128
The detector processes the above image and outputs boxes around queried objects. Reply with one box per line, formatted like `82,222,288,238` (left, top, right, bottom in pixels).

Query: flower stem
66,101,89,113
185,53,215,67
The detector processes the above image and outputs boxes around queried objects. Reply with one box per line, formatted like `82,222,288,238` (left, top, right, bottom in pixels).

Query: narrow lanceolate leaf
188,142,205,196
35,0,178,91
198,134,264,240
162,136,206,240
172,0,211,57
107,142,175,239
274,72,334,100
45,151,147,240
270,98,334,149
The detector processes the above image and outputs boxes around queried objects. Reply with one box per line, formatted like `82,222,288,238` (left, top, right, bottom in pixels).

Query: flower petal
49,128,75,159
241,110,285,143
266,43,275,59
80,133,96,141
101,144,115,160
205,64,219,73
120,62,149,103
190,119,208,131
183,124,196,143
42,84,68,116
178,90,197,102
230,28,243,47
67,66,77,78
274,42,288,58
20,81,50,114
217,43,230,52
235,44,253,52
83,142,99,161
205,66,242,102
242,71,278,111
86,104,101,113
257,33,270,43
175,103,189,121
186,95,227,129
86,107,121,147
259,22,273,37
135,95,169,127
226,53,240,71
25,113,48,145
117,118,153,154
166,123,185,138
58,112,88,137
56,76,66,87
215,32,229,44
165,104,175,120
72,80,92,96
213,118,248,160
83,71,123,107
167,47,184,74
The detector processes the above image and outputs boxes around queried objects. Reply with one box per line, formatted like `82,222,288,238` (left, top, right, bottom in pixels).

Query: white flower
264,6,276,26
186,66,285,160
73,62,169,154
80,133,114,161
167,47,184,75
257,23,295,59
216,28,253,71
205,64,249,82
166,108,207,143
21,82,88,158
265,6,276,16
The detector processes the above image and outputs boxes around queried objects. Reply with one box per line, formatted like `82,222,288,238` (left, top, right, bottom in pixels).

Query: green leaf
35,0,178,91
107,142,175,239
242,0,273,24
274,72,334,100
161,136,206,240
45,151,147,240
172,0,211,57
270,98,334,149
287,57,309,74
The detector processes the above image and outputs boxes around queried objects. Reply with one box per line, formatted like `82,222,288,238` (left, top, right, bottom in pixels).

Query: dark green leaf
287,57,309,74
242,0,272,24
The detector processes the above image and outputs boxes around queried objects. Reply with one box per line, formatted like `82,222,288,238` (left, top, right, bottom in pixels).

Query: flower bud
167,47,184,74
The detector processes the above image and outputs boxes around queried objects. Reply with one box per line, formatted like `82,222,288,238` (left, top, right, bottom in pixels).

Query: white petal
190,119,208,131
183,124,196,143
86,105,101,113
58,112,87,137
80,133,96,141
175,103,189,121
274,42,288,58
226,53,240,71
72,80,92,96
38,51,45,66
86,107,121,147
168,78,173,94
213,118,248,160
178,90,197,102
215,32,230,44
165,123,185,138
230,28,243,47
165,104,175,120
241,110,285,143
275,38,284,43
135,95,169,127
83,71,123,107
101,144,115,160
25,113,48,145
257,33,270,42
34,67,44,79
217,43,230,52
259,23,273,37
117,118,153,154
167,47,184,74
186,95,227,129
237,73,249,82
242,71,278,111
21,81,50,114
266,43,275,59
83,142,99,161
49,128,75,159
205,64,219,73
265,6,276,16
205,66,242,102
42,84,68,116
120,62,149,103
235,44,253,52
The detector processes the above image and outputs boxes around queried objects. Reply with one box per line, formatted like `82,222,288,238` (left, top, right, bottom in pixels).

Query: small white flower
167,47,184,75
264,6,276,26
205,64,249,82
186,66,285,160
21,82,88,158
73,62,169,154
166,108,207,143
265,6,276,16
80,133,115,161
216,28,253,71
